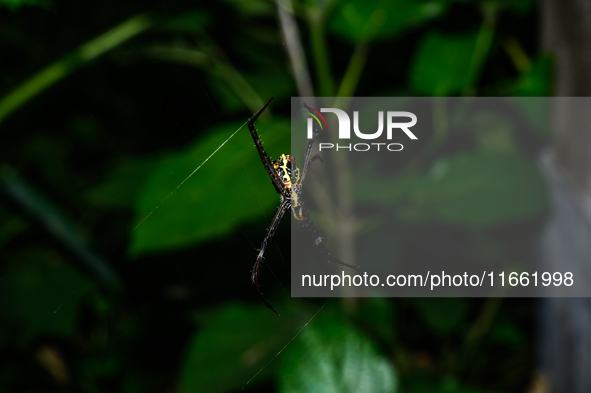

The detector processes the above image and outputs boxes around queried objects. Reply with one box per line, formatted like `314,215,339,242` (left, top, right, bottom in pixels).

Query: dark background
0,0,554,392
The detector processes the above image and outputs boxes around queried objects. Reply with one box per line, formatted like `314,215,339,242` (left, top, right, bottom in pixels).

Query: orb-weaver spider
248,97,357,316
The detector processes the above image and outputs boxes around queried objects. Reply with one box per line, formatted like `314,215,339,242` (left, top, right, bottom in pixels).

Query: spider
248,97,357,316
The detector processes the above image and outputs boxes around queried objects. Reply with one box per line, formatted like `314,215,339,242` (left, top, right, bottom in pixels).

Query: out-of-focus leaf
355,171,424,205
179,302,314,393
207,68,293,115
0,249,95,345
207,78,244,113
328,0,444,43
356,152,548,227
470,112,518,153
410,298,469,335
86,158,157,208
129,118,289,256
512,56,552,97
246,73,296,107
407,152,548,226
410,32,479,95
279,314,397,393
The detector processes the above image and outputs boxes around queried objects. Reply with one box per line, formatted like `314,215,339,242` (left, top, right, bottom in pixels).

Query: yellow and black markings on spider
248,97,357,316
273,154,297,189
272,153,306,221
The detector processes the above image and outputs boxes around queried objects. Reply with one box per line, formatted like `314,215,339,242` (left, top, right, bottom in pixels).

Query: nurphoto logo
303,103,418,152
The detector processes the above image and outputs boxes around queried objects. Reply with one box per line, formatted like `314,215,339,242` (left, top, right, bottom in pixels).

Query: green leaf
129,118,290,256
470,111,518,153
411,32,480,95
86,158,157,208
179,302,314,393
512,56,552,97
409,152,548,227
279,314,397,393
356,152,548,228
329,0,444,43
355,171,424,205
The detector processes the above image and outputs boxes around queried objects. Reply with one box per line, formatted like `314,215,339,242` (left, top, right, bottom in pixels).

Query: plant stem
0,14,153,126
463,3,497,95
277,0,315,97
405,5,497,173
336,42,369,99
0,164,122,292
309,8,335,96
452,297,503,376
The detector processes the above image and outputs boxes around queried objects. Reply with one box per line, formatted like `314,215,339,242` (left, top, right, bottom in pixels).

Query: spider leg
310,154,323,164
294,203,358,270
251,198,290,317
299,124,321,185
248,97,285,195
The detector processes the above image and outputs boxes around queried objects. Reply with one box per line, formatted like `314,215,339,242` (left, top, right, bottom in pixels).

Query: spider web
126,100,329,390
130,116,249,234
0,14,353,393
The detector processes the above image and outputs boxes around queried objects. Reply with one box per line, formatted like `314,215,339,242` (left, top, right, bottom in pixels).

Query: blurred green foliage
411,32,481,95
129,119,290,255
0,0,547,391
356,151,547,227
279,312,397,393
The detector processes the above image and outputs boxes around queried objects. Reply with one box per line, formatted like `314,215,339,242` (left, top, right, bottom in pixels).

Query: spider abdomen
272,154,300,188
